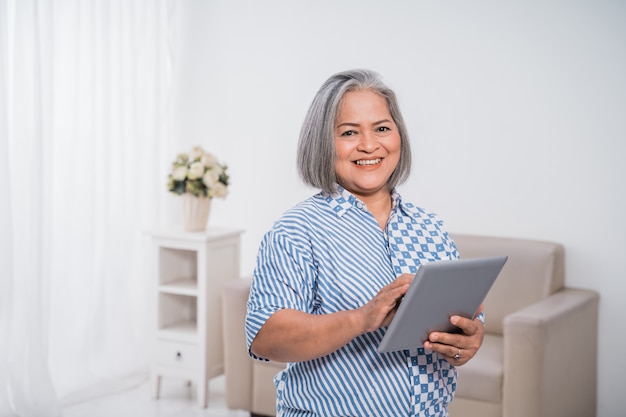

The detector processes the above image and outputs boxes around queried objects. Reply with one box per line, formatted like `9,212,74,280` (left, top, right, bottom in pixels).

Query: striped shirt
246,186,460,416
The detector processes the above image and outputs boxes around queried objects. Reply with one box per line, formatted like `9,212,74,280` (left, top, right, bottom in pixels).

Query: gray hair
297,69,412,194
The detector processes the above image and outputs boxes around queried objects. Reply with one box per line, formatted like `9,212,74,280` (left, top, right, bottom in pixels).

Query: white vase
181,194,212,231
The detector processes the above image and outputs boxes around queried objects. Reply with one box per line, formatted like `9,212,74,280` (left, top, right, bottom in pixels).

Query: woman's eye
376,126,391,132
341,130,357,137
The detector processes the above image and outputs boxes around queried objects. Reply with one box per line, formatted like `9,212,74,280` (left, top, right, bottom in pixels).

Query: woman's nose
357,132,379,152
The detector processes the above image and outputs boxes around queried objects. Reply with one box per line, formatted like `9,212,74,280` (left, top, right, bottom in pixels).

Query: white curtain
0,0,176,415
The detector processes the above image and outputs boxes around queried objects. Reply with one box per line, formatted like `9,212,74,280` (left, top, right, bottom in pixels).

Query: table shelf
158,277,198,296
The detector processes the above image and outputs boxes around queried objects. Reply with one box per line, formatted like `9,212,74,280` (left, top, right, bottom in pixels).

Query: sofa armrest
503,287,599,417
222,277,254,410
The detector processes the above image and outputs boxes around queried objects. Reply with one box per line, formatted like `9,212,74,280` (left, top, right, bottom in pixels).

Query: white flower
190,146,204,162
201,153,218,168
210,182,228,198
176,152,189,164
172,166,188,181
202,169,220,187
188,161,205,180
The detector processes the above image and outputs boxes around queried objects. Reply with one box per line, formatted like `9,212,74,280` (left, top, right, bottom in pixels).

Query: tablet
377,255,507,353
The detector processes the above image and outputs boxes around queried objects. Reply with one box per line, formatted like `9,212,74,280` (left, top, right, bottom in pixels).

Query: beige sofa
222,234,599,417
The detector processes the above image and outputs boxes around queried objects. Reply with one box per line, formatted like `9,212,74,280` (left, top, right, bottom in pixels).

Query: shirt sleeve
245,222,317,360
476,311,486,325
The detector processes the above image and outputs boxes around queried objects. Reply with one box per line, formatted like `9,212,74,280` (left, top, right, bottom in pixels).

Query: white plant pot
181,194,212,231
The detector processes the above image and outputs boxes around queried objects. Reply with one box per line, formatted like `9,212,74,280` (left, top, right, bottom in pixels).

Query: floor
62,375,250,417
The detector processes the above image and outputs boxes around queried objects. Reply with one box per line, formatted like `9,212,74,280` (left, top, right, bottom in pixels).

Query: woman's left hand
422,304,485,366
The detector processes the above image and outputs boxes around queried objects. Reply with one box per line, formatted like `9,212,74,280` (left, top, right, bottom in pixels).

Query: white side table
149,227,243,407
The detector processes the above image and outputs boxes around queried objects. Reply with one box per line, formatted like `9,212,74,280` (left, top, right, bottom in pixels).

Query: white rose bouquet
167,146,229,198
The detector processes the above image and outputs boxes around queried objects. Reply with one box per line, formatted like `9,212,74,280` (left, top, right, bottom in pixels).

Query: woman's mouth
355,158,382,166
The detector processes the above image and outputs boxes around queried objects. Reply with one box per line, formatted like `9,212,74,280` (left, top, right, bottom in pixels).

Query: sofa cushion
455,334,503,404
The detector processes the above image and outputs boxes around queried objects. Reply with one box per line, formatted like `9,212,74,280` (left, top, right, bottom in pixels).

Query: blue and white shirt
246,186,460,417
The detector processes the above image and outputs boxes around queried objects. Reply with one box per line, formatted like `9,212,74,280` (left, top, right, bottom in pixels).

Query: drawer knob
176,351,182,360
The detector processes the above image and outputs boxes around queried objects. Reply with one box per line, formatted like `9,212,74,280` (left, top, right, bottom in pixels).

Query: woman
245,69,485,416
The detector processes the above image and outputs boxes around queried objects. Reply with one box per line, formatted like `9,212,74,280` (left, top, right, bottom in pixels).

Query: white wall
170,1,625,416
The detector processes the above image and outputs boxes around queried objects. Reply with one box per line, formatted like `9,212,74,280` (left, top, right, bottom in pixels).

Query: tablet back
377,256,507,353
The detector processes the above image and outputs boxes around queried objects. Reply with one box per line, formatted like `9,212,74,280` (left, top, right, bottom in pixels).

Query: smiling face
334,89,402,201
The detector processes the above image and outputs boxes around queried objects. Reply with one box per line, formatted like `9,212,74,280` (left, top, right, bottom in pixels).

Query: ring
454,349,461,360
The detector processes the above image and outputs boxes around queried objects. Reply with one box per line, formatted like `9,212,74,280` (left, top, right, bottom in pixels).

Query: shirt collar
318,184,416,219
318,185,357,217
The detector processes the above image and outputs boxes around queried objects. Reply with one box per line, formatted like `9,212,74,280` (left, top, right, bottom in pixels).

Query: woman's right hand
356,273,413,333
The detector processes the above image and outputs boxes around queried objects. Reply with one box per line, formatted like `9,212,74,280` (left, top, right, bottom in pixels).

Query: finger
383,281,410,302
393,273,414,286
450,315,479,335
423,340,464,360
451,346,462,360
426,331,463,348
368,282,410,322
425,339,470,362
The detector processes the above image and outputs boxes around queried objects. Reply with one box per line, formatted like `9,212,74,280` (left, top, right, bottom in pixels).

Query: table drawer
156,340,199,369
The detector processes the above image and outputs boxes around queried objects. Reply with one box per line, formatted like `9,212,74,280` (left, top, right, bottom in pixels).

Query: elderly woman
245,69,485,417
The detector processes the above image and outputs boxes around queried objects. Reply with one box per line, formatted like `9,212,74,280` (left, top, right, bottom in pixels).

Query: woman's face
334,89,401,199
